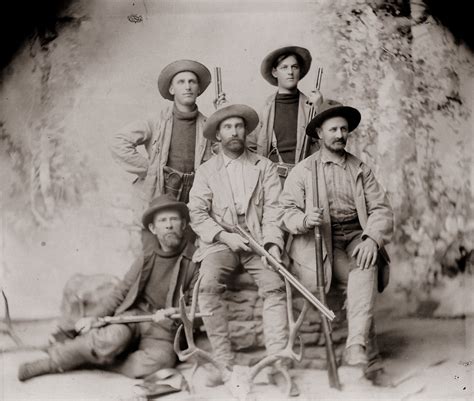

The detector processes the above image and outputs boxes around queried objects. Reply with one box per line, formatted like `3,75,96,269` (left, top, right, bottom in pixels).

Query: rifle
311,160,342,390
219,221,335,321
213,67,225,110
86,309,211,330
303,67,323,159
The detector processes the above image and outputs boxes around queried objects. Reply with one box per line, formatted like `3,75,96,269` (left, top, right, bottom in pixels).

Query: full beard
160,232,183,250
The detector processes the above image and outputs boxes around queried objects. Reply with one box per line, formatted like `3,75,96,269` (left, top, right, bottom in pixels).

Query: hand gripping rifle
312,160,342,390
218,221,335,321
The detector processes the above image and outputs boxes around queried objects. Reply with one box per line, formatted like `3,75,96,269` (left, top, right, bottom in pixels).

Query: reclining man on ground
18,195,199,381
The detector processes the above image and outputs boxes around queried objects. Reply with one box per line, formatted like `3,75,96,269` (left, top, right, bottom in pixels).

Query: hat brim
261,46,312,86
306,106,361,138
142,202,190,230
157,60,211,101
203,104,259,141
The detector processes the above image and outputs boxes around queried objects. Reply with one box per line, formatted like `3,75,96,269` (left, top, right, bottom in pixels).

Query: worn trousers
293,222,377,350
48,310,176,378
198,249,288,367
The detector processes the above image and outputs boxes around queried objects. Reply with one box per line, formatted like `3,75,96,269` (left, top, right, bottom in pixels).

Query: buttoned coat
93,232,199,317
279,151,393,293
247,91,313,163
188,150,285,262
110,105,213,203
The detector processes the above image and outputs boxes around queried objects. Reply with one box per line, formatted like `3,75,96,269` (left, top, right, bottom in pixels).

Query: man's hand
351,237,378,270
306,89,324,108
152,308,176,323
218,231,251,252
213,93,227,109
75,317,103,334
304,207,324,229
261,244,281,271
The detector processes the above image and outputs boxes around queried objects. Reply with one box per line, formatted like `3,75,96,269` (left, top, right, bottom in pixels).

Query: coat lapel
243,152,261,211
195,113,207,169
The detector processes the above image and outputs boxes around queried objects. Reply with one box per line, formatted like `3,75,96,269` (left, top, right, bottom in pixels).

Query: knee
257,276,286,300
198,271,226,295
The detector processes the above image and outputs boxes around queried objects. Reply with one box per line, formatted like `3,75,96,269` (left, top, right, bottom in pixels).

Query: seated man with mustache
279,100,394,368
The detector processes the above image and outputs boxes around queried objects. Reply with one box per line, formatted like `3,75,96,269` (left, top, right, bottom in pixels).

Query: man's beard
159,232,183,250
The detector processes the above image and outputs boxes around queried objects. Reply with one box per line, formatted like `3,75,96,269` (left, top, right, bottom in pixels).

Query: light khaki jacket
279,151,394,293
110,105,212,203
247,91,312,163
188,150,284,262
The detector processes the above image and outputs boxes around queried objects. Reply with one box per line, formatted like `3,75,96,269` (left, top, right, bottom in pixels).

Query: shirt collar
222,151,247,168
320,149,347,168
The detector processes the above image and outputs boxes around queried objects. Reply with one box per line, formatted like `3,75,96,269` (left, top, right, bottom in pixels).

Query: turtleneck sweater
167,105,198,173
271,92,299,163
142,239,187,310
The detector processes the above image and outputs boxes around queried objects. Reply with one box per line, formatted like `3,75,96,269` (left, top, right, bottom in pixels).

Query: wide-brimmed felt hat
142,194,189,229
261,46,312,86
157,59,211,101
306,99,361,138
203,104,259,141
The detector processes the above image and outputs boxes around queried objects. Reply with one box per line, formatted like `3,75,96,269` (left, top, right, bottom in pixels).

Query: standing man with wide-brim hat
279,99,394,371
248,45,323,182
111,59,214,209
188,104,288,385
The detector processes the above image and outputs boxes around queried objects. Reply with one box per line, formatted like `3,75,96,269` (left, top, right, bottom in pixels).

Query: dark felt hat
203,104,259,141
306,99,361,138
260,46,312,86
157,60,211,101
142,195,189,229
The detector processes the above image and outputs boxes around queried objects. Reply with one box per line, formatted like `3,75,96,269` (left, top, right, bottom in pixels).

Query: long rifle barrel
214,67,222,97
220,222,335,321
312,160,342,390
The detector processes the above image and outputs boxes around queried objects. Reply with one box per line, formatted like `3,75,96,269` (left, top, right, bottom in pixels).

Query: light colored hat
203,104,259,141
306,99,361,138
157,60,211,101
261,46,312,86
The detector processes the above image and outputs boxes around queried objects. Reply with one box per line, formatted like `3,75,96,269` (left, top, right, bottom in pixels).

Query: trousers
293,221,377,350
48,309,176,379
198,249,288,367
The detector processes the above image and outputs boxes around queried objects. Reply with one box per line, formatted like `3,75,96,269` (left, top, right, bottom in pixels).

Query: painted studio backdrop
0,0,472,320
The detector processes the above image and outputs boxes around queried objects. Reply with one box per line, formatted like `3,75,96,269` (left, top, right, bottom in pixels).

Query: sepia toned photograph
1,1,472,400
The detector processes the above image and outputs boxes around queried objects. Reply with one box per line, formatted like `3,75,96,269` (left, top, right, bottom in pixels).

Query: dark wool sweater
271,92,299,163
167,106,198,173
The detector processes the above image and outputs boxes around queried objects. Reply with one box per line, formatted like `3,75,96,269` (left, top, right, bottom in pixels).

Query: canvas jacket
279,151,394,292
93,231,199,317
188,149,284,262
247,91,312,163
110,105,213,202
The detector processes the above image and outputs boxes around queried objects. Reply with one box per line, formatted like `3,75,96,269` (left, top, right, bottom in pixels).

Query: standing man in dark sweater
111,60,214,210
18,195,199,381
248,46,323,181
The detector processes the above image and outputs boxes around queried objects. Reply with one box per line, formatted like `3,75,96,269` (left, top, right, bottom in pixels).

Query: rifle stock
312,160,342,390
218,221,335,321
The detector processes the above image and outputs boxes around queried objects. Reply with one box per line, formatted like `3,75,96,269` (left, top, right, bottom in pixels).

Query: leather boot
343,344,369,366
18,358,60,381
204,363,232,387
